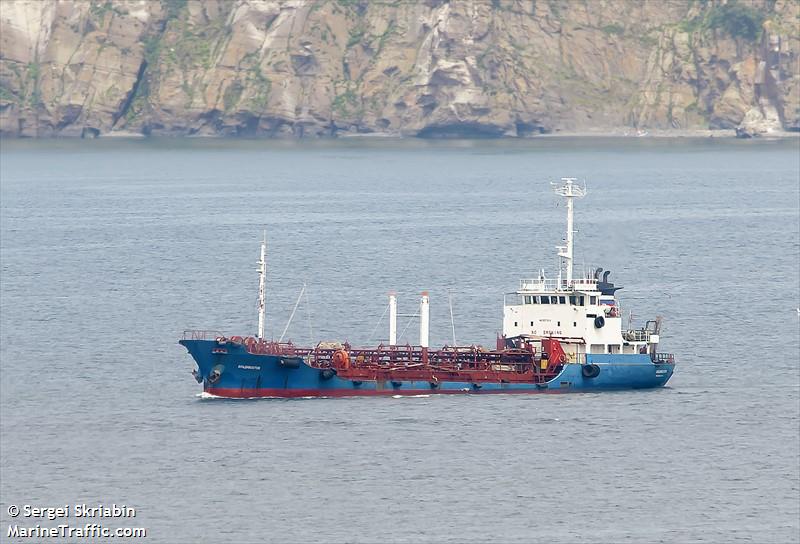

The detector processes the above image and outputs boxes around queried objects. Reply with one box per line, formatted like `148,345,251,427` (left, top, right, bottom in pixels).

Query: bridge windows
590,296,597,305
523,295,554,304
523,294,587,305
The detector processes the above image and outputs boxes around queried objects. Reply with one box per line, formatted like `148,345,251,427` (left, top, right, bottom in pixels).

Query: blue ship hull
179,340,674,398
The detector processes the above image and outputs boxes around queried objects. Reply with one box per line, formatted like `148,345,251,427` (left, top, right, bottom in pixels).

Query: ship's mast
257,231,267,339
553,178,586,285
388,292,397,346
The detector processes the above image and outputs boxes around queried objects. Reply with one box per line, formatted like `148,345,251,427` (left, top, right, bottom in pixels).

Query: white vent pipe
419,292,429,348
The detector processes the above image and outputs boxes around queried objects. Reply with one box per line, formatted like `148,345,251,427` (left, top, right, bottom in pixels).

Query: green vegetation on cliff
680,0,766,40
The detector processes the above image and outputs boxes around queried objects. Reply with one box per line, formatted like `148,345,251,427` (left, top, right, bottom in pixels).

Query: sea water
1,137,798,543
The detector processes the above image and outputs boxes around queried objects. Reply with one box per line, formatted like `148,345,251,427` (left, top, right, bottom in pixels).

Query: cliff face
1,0,798,138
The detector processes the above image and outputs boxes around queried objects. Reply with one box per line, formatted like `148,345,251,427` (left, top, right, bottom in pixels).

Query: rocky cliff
1,0,798,138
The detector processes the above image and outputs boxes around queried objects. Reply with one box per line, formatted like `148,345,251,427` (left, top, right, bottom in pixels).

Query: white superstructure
502,179,661,360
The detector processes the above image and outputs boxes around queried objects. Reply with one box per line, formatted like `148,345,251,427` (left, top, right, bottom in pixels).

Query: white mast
553,177,586,285
448,290,457,346
388,292,397,346
257,231,267,339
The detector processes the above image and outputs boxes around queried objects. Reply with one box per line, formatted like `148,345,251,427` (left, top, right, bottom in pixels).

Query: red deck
198,333,568,385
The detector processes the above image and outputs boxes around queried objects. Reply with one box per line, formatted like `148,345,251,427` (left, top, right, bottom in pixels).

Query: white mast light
552,177,586,286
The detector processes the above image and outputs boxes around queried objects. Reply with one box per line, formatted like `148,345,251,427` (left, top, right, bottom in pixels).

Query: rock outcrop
1,0,798,138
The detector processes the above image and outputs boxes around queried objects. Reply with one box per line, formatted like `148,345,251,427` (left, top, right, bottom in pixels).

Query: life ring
594,316,605,329
581,364,601,378
558,353,567,364
331,350,350,370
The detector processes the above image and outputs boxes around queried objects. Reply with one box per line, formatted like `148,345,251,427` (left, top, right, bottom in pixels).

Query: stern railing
623,329,651,342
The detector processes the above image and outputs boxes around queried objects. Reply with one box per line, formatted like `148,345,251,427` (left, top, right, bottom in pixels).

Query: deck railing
652,353,675,364
519,278,599,292
182,329,225,341
622,329,651,342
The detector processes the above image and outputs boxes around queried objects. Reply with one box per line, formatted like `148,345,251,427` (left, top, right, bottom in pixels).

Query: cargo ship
179,178,675,398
